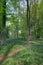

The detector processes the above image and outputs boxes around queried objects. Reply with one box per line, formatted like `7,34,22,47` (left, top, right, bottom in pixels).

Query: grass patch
0,40,43,65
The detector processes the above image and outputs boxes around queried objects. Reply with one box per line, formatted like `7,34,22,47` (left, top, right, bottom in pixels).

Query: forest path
0,47,25,64
0,43,32,65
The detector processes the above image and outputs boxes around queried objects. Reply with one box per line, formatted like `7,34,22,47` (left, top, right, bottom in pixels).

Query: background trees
0,0,43,40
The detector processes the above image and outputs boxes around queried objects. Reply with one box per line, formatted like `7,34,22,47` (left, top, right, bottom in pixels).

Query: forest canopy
0,0,43,39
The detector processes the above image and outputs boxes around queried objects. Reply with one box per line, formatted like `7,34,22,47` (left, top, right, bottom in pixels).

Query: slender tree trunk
26,0,30,40
34,0,37,38
16,25,18,38
1,0,6,43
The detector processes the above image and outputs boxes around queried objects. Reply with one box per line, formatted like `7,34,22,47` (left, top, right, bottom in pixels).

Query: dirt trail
0,47,25,64
0,43,32,64
8,47,25,57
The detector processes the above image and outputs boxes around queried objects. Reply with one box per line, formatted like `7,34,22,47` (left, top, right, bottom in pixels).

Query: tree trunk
16,25,18,38
34,0,37,39
1,0,6,43
26,0,30,40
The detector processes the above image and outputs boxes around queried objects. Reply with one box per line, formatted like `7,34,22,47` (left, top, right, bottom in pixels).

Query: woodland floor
0,39,43,65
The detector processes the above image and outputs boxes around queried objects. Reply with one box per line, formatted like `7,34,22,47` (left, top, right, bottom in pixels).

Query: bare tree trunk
26,0,31,40
34,0,37,38
1,0,6,43
16,25,18,38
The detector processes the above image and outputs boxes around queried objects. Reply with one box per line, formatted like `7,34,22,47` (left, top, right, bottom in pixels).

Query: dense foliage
0,0,43,39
